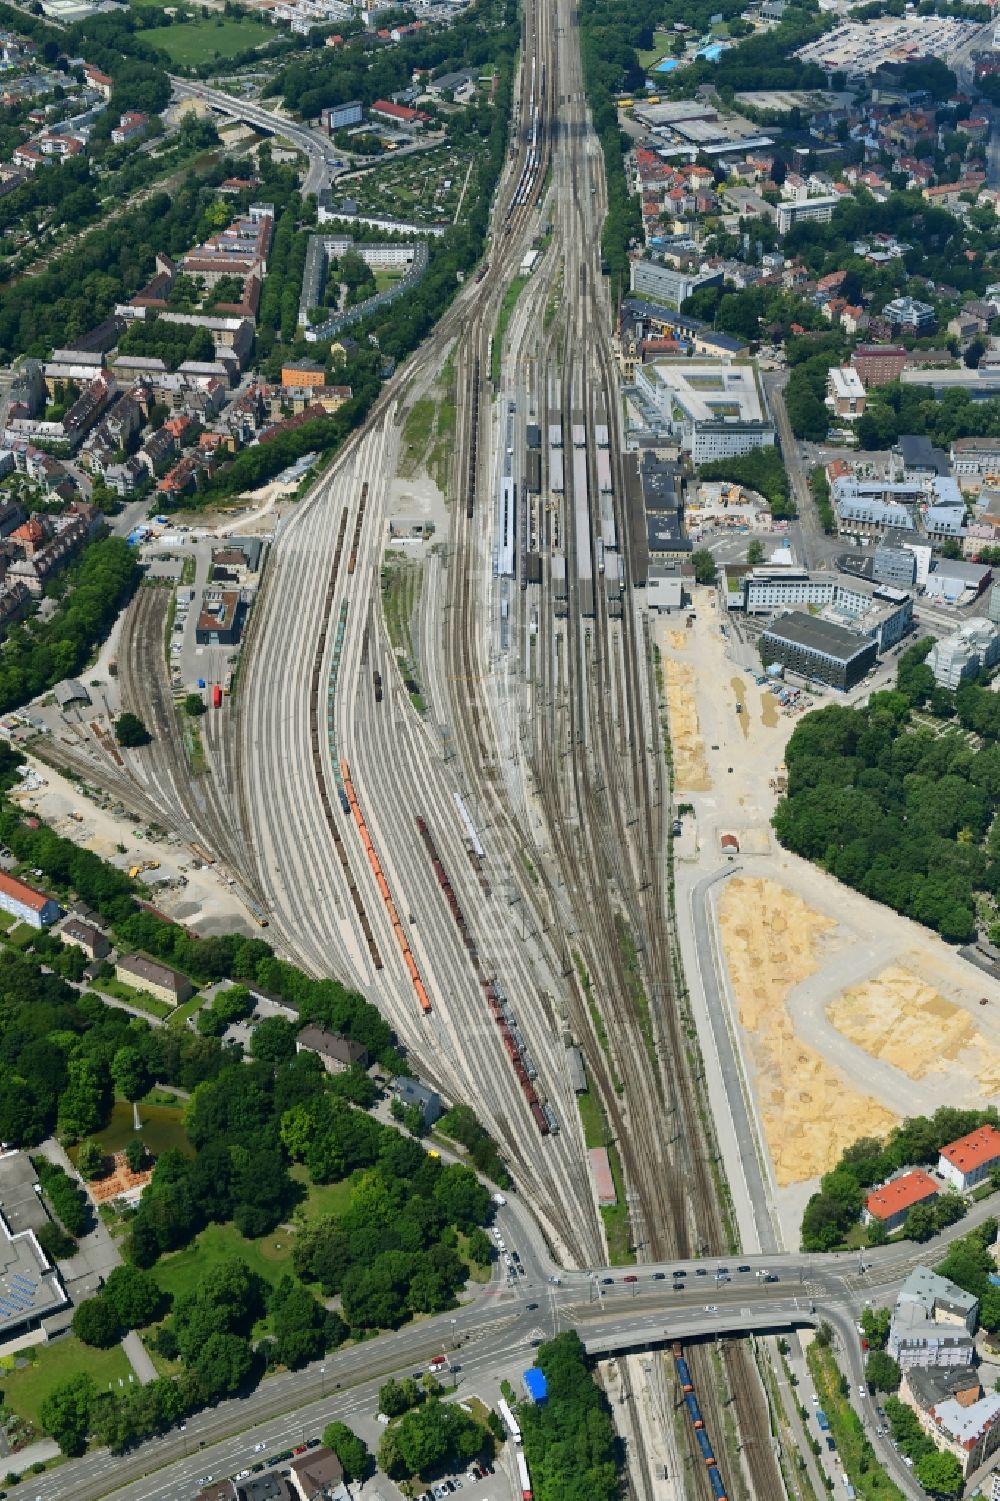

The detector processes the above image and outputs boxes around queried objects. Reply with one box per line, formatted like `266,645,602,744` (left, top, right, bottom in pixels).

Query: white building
0,870,61,929
633,359,774,463
775,195,839,234
629,259,722,309
826,366,866,420
927,620,1000,688
888,1266,979,1370
937,1124,1000,1191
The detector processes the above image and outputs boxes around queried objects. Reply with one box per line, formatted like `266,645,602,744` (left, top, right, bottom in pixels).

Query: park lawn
637,29,674,68
2,1338,132,1429
168,994,204,1030
91,977,174,1020
455,1230,490,1284
291,1165,353,1223
153,1222,294,1303
136,17,272,64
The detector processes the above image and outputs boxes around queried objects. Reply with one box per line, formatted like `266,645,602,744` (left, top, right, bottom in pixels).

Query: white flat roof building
633,359,774,463
826,365,866,419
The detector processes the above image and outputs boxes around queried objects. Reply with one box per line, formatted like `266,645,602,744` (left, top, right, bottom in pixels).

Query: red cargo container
212,684,222,708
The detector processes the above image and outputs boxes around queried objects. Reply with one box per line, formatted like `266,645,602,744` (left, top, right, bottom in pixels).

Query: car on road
811,1394,819,1404
704,1305,717,1313
737,1264,751,1272
600,1276,613,1285
858,1385,866,1398
652,1272,665,1280
695,1268,707,1276
624,1274,637,1283
254,1442,266,1452
673,1269,686,1278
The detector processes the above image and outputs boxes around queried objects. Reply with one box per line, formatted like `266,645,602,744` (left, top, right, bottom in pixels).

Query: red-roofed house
370,98,430,127
0,870,61,928
864,1171,939,1233
83,64,114,101
111,112,148,145
938,1126,1000,1192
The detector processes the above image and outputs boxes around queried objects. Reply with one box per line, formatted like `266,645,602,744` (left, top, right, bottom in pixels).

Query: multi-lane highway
29,1180,991,1501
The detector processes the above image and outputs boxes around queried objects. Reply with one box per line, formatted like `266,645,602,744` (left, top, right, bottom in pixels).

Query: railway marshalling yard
663,600,1000,1243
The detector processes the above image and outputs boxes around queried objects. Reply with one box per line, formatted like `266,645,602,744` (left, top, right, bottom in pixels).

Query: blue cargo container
684,1392,703,1429
696,1428,715,1464
675,1357,693,1393
709,1468,728,1500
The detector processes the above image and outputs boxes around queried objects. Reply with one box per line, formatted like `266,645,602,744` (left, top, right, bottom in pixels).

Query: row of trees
800,1106,997,1250
0,536,139,717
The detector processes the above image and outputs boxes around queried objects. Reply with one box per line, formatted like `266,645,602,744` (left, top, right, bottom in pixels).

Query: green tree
102,1264,164,1330
914,1449,963,1496
111,1045,151,1102
115,713,150,748
124,1136,146,1174
865,1350,900,1393
860,1307,891,1351
250,1015,298,1065
322,1421,371,1482
40,1371,96,1455
691,549,717,586
77,1137,106,1181
746,539,765,565
72,1296,121,1348
183,693,206,717
379,1377,422,1419
192,1331,255,1399
904,1202,937,1242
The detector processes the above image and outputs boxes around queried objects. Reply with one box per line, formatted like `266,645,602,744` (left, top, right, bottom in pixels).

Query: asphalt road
170,80,333,197
30,1187,999,1501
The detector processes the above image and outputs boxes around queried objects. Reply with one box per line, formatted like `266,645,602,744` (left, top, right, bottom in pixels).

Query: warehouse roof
761,610,873,663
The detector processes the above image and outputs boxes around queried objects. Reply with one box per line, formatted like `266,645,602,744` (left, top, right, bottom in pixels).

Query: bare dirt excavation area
660,592,1000,1244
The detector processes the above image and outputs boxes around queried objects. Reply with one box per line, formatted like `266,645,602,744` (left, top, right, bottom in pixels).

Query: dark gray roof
641,455,682,512
297,1025,368,1066
905,1365,980,1413
761,610,874,663
897,434,950,474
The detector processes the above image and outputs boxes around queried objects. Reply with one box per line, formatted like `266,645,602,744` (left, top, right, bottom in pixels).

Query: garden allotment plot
344,145,477,227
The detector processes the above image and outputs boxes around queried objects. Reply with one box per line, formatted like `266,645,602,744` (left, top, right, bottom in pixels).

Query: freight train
416,814,556,1136
672,1344,728,1501
341,761,431,1013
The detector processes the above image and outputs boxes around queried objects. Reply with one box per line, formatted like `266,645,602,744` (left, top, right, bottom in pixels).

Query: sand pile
663,659,710,792
719,877,898,1186
829,965,1000,1096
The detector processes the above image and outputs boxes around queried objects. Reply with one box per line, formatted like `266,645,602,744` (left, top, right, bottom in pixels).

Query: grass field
91,978,174,1020
291,1165,353,1223
168,994,204,1030
1,1339,132,1428
153,1222,294,1302
637,28,676,68
136,17,272,64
